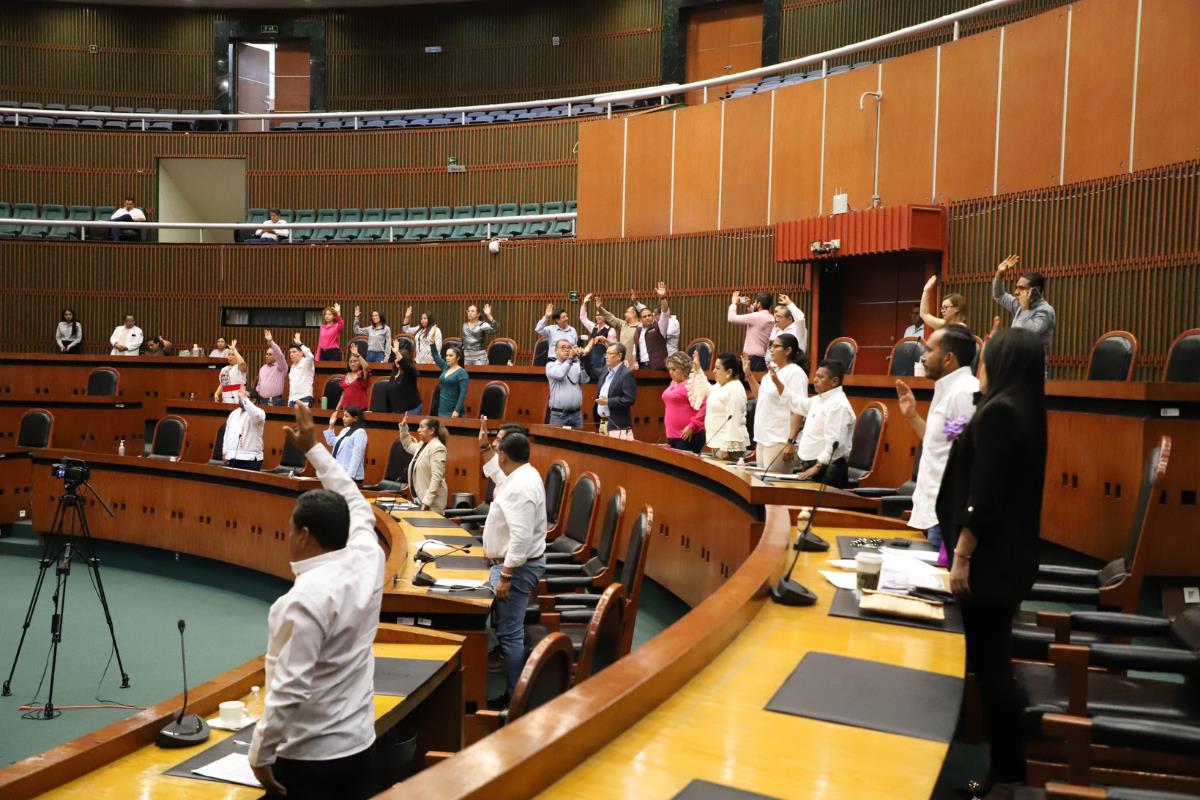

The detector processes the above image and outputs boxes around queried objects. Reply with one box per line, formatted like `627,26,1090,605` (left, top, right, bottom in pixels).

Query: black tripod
1,481,131,718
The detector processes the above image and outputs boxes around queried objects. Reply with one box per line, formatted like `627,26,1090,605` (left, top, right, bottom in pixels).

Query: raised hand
284,402,318,453
332,302,342,315
264,329,273,342
482,303,493,317
731,290,741,304
996,254,1020,276
895,380,917,420
593,295,602,309
777,293,792,307
293,332,302,345
354,305,361,318
991,315,1002,336
655,281,667,298
923,275,938,291
404,305,413,320
544,302,555,318
583,292,593,304
478,415,488,447
229,339,238,351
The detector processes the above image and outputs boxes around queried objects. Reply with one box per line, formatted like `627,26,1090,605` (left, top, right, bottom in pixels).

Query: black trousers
667,431,705,454
747,354,767,372
226,458,262,471
271,744,375,800
798,457,849,488
961,599,1026,784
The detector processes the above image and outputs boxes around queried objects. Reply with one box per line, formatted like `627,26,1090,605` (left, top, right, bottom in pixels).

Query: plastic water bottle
117,439,126,457
250,685,262,717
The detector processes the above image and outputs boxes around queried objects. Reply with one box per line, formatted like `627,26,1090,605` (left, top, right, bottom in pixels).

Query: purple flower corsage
943,414,969,442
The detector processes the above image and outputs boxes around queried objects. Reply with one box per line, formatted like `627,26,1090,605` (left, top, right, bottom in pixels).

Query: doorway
233,39,310,132
683,0,763,105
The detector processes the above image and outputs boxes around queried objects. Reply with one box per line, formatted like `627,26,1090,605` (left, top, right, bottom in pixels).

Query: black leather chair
322,375,344,410
364,436,412,492
1163,328,1200,382
86,367,120,396
543,460,570,539
686,338,716,371
480,380,509,420
887,337,924,377
824,337,858,375
1086,330,1138,381
207,422,226,466
971,335,984,375
532,338,550,367
542,487,626,593
148,415,186,460
853,445,920,519
487,338,517,366
269,435,308,475
573,583,626,682
440,336,462,360
17,409,54,448
544,473,601,561
428,384,441,417
369,379,392,412
486,632,575,727
845,401,887,488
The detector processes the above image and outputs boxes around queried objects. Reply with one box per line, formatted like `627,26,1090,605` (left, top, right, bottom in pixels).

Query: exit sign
568,291,579,302
259,24,280,35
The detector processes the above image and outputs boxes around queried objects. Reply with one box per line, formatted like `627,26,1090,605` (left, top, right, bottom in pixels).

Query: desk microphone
156,620,211,748
770,516,817,607
412,544,473,586
414,541,471,563
794,441,837,552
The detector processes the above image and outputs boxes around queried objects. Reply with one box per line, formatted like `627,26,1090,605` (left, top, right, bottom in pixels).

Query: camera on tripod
51,458,91,487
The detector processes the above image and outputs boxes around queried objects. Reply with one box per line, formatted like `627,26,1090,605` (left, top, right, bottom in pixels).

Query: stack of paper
192,753,262,787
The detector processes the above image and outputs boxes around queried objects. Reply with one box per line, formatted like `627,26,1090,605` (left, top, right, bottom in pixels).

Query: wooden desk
0,397,143,454
841,375,1200,575
0,628,464,800
0,354,223,420
0,449,32,523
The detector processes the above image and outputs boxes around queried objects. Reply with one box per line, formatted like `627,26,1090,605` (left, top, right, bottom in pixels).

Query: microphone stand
794,440,838,552
156,619,211,747
411,543,473,586
770,514,817,607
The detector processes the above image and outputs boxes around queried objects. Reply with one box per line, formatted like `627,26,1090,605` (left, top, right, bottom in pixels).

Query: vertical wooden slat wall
944,159,1200,381
0,122,579,210
1,229,811,368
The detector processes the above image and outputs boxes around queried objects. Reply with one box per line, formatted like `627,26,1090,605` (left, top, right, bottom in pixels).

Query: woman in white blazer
398,415,448,513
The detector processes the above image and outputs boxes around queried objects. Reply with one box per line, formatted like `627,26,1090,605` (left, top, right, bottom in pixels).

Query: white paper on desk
191,753,262,787
882,546,940,563
417,539,453,551
433,578,487,589
827,559,857,571
819,570,859,591
879,554,948,592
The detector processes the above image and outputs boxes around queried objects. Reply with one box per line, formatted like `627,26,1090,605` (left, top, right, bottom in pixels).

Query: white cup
219,700,248,727
855,551,883,595
913,360,926,378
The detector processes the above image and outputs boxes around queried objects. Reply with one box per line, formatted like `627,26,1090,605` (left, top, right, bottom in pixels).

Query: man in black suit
594,342,637,439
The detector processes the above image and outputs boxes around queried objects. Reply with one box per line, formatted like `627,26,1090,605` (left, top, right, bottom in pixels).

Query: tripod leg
1,523,64,696
42,546,71,719
75,502,131,688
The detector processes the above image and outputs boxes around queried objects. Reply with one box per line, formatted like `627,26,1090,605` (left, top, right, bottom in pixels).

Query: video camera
51,458,91,487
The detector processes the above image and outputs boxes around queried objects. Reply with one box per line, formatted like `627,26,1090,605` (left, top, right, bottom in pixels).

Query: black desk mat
430,555,489,570
672,779,782,800
765,651,963,742
427,586,494,600
836,535,935,560
403,516,467,529
165,657,443,784
828,588,963,634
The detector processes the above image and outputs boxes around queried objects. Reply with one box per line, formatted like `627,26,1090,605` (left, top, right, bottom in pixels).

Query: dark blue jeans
488,557,546,696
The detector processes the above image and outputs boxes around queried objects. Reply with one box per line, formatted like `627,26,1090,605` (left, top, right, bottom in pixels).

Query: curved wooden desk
0,397,143,454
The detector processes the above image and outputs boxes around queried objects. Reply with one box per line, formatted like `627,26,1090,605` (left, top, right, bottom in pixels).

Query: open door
235,43,272,132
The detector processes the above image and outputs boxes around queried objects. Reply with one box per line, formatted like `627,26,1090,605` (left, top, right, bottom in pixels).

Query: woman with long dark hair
936,327,1047,800
352,306,391,363
699,351,749,457
387,339,423,415
402,306,442,365
430,344,468,417
323,405,368,482
744,333,809,474
398,414,448,512
336,350,371,412
56,308,83,353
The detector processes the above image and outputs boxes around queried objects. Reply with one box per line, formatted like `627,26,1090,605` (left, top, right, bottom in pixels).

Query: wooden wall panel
719,92,771,230
995,7,1068,194
623,112,674,238
1061,0,1138,183
1132,0,1200,171
876,48,937,207
934,30,1001,203
576,117,625,240
671,102,723,234
820,65,880,213
769,80,823,223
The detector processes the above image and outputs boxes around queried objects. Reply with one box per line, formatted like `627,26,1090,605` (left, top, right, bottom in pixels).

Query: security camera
487,239,501,254
809,239,841,255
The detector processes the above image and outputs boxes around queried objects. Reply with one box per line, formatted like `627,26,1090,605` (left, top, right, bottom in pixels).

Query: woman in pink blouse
663,352,708,454
317,302,345,361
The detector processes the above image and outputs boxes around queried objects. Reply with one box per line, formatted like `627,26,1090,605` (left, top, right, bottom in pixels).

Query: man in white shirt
796,360,857,487
250,209,291,243
903,305,925,340
895,324,980,549
222,388,266,470
287,333,316,406
248,403,384,799
770,293,808,353
481,432,547,701
109,196,146,241
109,314,143,356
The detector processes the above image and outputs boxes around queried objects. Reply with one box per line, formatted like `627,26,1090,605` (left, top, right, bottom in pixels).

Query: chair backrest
86,367,119,396
383,435,413,482
150,415,187,459
480,380,509,420
441,337,462,359
887,337,924,377
506,631,575,722
429,383,441,416
1163,328,1200,382
487,337,517,366
574,583,626,683
322,375,344,409
615,506,654,654
532,338,550,366
544,459,570,536
394,333,415,355
1086,330,1138,381
824,337,858,374
17,409,54,448
210,422,226,462
594,487,627,570
971,335,984,375
369,379,392,412
1104,436,1172,603
686,338,716,371
276,434,308,471
847,401,887,479
560,472,601,552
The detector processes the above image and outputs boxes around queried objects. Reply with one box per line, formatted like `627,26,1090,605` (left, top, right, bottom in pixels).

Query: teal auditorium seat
290,209,316,242
511,203,541,237
449,205,480,240
519,201,551,238
383,208,406,240
0,202,16,238
13,203,42,238
242,208,268,242
360,208,385,240
471,203,498,238
426,206,454,240
311,208,339,241
543,200,573,237
402,208,429,241
41,204,72,240
334,208,362,241
65,205,93,241
495,203,523,238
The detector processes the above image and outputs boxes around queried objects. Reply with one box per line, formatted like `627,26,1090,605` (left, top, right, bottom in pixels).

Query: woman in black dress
936,327,1047,800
